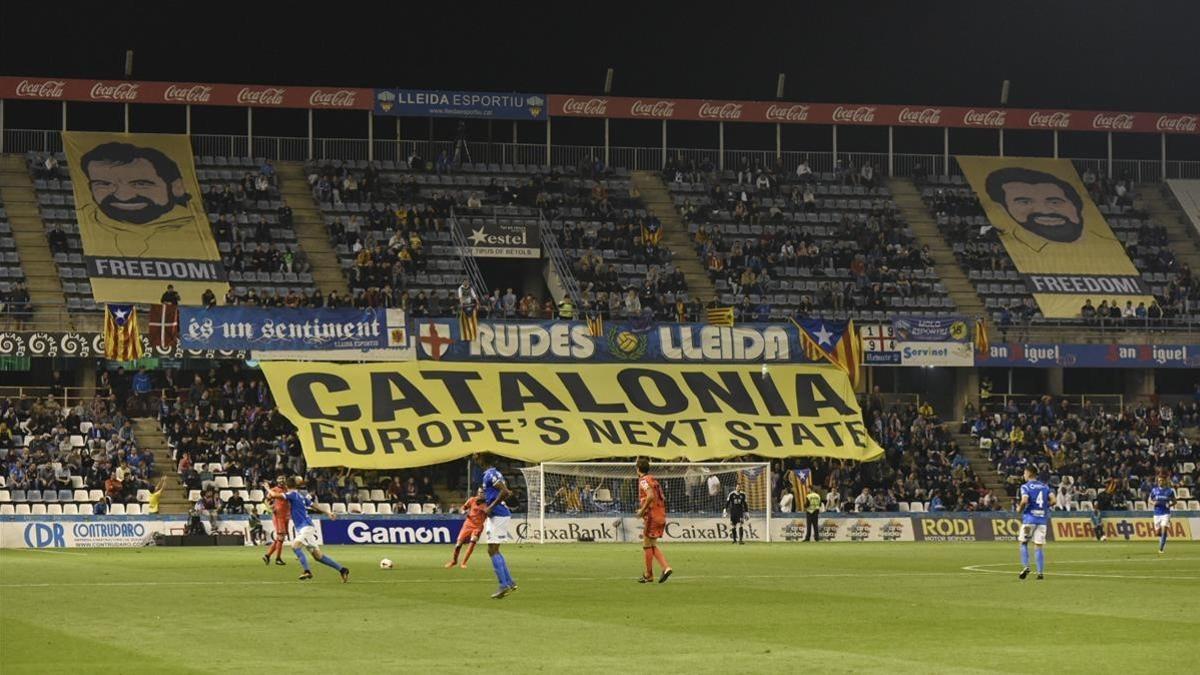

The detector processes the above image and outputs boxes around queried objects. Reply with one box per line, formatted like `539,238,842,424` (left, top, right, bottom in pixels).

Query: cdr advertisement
260,361,884,469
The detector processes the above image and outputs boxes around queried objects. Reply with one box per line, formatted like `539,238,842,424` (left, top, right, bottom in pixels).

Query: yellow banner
1052,517,1192,542
62,132,228,304
956,156,1152,319
260,361,885,469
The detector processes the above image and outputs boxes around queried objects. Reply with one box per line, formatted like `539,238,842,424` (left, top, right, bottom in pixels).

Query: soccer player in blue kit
1017,465,1055,580
475,453,517,599
285,477,350,583
1149,476,1177,554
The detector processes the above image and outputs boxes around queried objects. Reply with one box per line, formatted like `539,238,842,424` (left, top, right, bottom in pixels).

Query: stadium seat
10,490,26,503
595,488,612,502
14,504,30,515
136,490,150,503
125,504,141,515
377,503,393,515
70,476,84,489
228,476,245,489
237,490,250,502
0,504,14,515
1078,501,1093,511
214,476,230,489
0,476,5,489
46,504,63,515
423,503,438,514
187,490,201,501
1177,487,1192,500
208,463,224,474
1188,500,1200,511
248,489,264,502
61,504,78,515
88,490,103,502
42,491,58,503
909,502,925,512
898,502,910,512
73,489,89,502
27,490,42,502
357,489,371,502
58,489,72,502
369,489,386,502
331,503,348,514
347,503,363,514
0,490,9,503
219,490,233,502
108,503,126,515
30,504,47,515
79,421,93,435
407,503,423,514
69,435,84,448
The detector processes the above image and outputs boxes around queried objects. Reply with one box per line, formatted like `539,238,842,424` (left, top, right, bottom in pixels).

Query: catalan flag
706,306,735,327
641,223,663,246
974,317,990,356
458,307,479,342
104,304,144,361
789,468,813,505
794,318,862,388
586,312,604,338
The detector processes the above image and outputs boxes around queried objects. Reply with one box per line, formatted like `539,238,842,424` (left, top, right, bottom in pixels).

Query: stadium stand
0,195,33,325
970,395,1200,511
666,155,955,322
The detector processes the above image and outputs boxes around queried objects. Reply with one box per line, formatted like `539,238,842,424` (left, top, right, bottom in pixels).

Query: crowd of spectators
969,394,1200,509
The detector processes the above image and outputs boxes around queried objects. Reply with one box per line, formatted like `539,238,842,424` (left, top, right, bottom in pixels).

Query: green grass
1,542,1197,674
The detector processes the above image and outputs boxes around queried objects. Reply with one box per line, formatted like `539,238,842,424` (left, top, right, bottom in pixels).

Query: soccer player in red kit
636,458,672,583
262,476,290,566
445,487,487,569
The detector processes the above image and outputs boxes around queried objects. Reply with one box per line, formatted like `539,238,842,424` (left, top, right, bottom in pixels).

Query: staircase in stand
275,161,350,297
631,171,717,303
0,154,70,329
133,418,190,515
952,430,1012,509
1142,185,1200,271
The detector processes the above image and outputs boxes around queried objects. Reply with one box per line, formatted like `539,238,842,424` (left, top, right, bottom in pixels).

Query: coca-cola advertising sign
1091,113,1134,130
963,109,1007,127
832,106,877,123
1027,111,1072,129
630,99,676,118
163,84,212,104
236,87,286,106
14,79,65,99
308,89,359,108
560,97,608,116
765,104,810,122
1155,115,1197,133
698,102,744,120
897,107,942,125
89,81,140,101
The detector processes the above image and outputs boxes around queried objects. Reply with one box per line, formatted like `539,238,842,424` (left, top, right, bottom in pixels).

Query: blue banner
892,316,970,342
180,307,407,352
978,343,1200,368
414,320,820,363
374,89,547,120
319,517,463,545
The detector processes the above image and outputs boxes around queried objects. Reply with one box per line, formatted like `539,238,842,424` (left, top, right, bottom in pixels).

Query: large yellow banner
62,132,229,304
260,361,885,469
957,156,1153,319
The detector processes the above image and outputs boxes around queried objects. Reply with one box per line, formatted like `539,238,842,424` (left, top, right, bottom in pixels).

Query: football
379,558,394,570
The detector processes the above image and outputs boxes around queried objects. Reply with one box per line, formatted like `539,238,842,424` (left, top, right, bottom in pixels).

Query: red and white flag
148,303,180,350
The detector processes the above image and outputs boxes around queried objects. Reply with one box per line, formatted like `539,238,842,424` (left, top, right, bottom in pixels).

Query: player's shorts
1153,513,1171,529
485,516,511,544
644,516,665,539
1018,523,1047,545
458,524,482,544
293,525,320,550
272,516,290,537
729,510,746,524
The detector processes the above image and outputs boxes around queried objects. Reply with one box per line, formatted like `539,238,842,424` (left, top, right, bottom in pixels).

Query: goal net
519,462,771,543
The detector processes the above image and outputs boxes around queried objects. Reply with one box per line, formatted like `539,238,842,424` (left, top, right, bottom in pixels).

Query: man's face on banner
999,181,1083,243
86,157,184,225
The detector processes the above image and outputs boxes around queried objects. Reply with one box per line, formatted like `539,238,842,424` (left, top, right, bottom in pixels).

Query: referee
726,485,748,544
804,489,822,542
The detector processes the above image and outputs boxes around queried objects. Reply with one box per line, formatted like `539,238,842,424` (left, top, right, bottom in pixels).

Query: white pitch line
0,548,88,556
0,571,951,589
961,561,1200,580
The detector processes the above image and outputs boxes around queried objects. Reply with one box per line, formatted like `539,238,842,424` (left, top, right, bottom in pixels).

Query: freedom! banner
260,361,884,469
957,156,1152,319
62,131,228,304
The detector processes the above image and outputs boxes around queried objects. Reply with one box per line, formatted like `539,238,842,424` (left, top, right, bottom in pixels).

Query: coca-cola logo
561,97,608,116
630,99,676,118
309,89,358,107
963,109,1007,127
831,106,877,123
236,87,286,106
698,102,744,120
163,84,212,103
1028,111,1071,129
14,79,65,99
1091,113,1134,130
897,107,942,125
1155,115,1197,133
765,104,810,122
89,82,140,101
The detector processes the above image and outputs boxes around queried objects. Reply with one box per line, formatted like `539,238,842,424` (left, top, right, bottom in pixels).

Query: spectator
161,284,181,305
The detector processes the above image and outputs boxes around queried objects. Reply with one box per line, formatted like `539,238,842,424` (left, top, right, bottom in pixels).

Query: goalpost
519,462,772,544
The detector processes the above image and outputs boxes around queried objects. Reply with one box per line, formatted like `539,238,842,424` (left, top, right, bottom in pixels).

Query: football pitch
1,542,1196,674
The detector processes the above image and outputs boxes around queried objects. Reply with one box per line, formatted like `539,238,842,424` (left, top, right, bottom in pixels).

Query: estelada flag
706,306,735,327
974,318,990,356
794,318,862,388
586,312,604,338
789,468,813,505
104,304,144,361
458,307,479,342
148,303,180,350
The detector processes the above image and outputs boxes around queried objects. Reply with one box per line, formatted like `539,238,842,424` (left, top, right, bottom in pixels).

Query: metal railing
0,385,94,407
973,393,1125,414
447,209,490,303
538,210,584,309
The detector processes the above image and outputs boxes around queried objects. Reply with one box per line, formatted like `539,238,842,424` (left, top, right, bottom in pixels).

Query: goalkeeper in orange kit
635,457,672,583
445,487,487,568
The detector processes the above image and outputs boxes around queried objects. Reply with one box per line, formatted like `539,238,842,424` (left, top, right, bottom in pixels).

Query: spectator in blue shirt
132,368,152,414
929,492,946,511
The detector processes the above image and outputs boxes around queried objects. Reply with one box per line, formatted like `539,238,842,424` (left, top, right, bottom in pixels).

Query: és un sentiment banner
373,89,547,120
179,307,408,352
61,131,229,305
414,320,820,363
259,361,884,469
957,156,1152,319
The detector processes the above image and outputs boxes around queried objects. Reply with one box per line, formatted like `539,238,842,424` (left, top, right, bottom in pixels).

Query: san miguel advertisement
259,361,884,469
61,131,229,304
978,343,1200,368
958,156,1153,319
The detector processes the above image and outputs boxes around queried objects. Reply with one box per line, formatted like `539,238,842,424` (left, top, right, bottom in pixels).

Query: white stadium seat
11,504,27,515
357,489,372,502
1078,501,1093,511
79,421,93,434
46,504,63,515
0,504,14,514
0,490,9,503
360,503,377,515
347,503,363,514
219,490,233,502
187,490,201,501
61,504,78,515
1177,487,1192,500
1133,501,1147,510
1188,500,1200,511
596,488,612,502
898,502,910,512
331,503,348,514
136,490,151,503
70,476,84,489
248,490,264,502
228,476,245,489
108,503,126,515
423,503,438,514
214,476,230,489
407,503,423,514
30,504,47,515
69,435,85,448
88,490,103,502
377,503,393,515
369,489,386,502
125,504,141,515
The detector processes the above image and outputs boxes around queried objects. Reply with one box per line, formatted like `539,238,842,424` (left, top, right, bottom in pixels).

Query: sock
643,547,654,578
1019,543,1029,568
317,553,344,572
265,541,276,557
1035,548,1044,574
738,525,743,542
652,546,669,570
491,553,509,587
462,540,477,564
1159,531,1167,551
500,557,514,586
295,548,311,572
450,544,462,563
